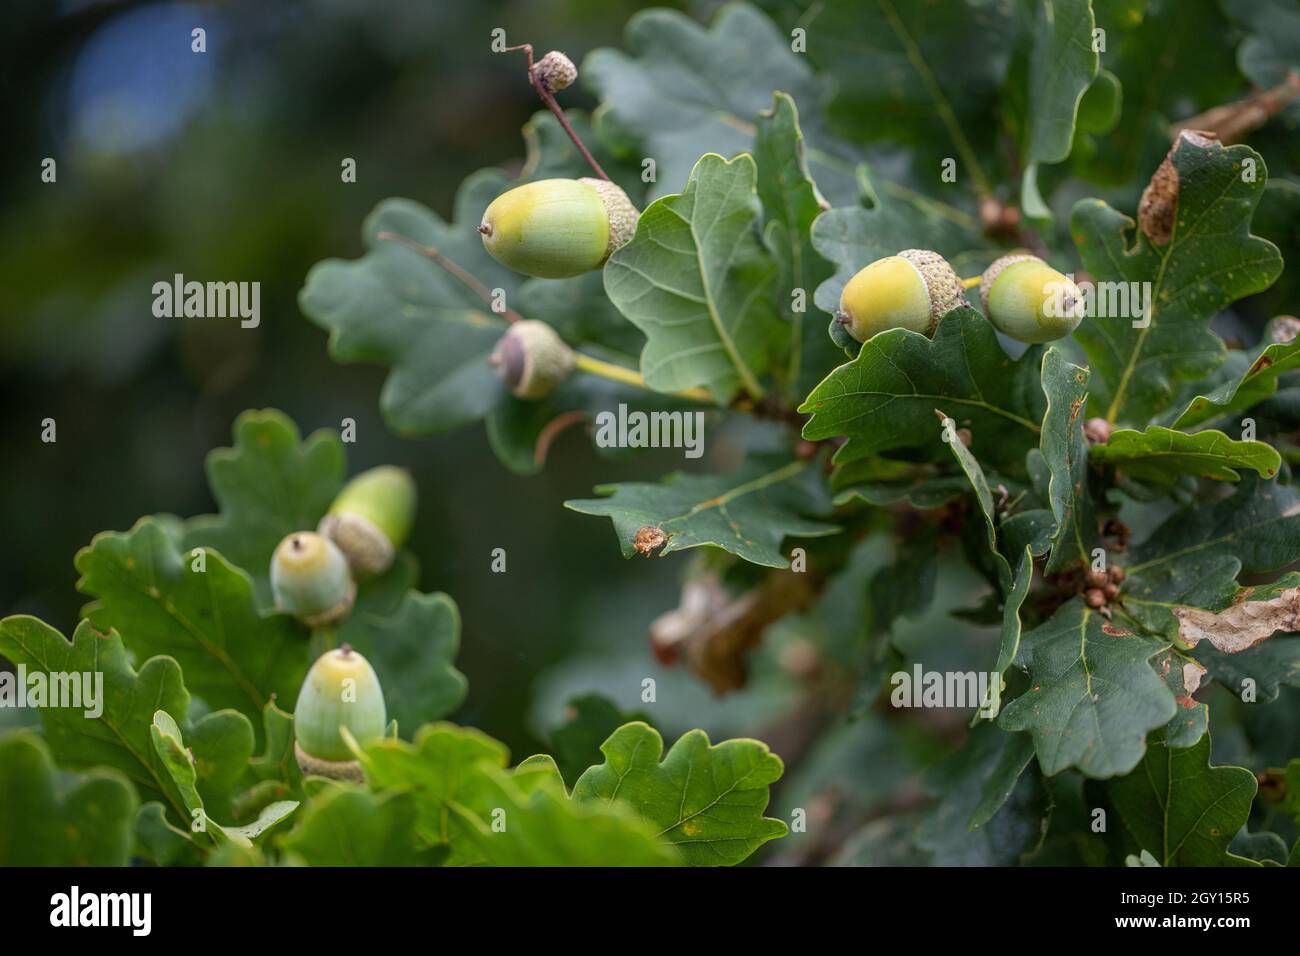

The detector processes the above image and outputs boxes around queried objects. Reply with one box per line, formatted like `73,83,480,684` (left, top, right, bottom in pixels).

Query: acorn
489,319,575,399
833,249,965,344
317,466,415,577
533,51,577,92
979,253,1083,343
478,178,638,279
270,531,355,627
293,645,387,783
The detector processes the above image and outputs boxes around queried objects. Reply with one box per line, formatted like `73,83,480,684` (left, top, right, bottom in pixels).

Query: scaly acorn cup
270,531,356,627
533,50,577,92
833,249,966,345
318,465,415,577
293,645,387,782
489,319,575,399
478,177,638,279
979,253,1084,343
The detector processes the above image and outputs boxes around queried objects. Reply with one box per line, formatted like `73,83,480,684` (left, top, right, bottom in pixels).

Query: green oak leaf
753,91,839,400
1072,134,1282,426
459,761,679,866
280,784,435,866
1020,0,1099,217
1121,477,1300,640
830,458,971,509
1039,348,1097,572
1109,729,1258,866
1173,340,1300,430
916,724,1044,865
800,309,1045,472
1153,651,1208,749
999,599,1177,778
182,408,344,604
0,731,138,866
299,176,516,436
572,721,787,865
565,457,836,569
584,3,859,205
0,616,250,825
548,694,653,789
150,711,297,849
940,411,1034,679
515,269,645,359
1090,425,1281,483
766,0,1017,198
76,517,308,729
356,722,508,865
604,152,784,404
337,591,467,732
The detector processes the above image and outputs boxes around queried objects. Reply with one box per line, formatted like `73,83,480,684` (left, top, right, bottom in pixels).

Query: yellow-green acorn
293,645,387,782
478,178,638,279
270,531,355,627
833,249,966,344
317,466,416,577
489,319,575,399
979,253,1083,343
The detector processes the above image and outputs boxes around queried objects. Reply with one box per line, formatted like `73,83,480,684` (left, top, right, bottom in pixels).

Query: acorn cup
317,466,416,577
270,531,356,626
478,177,638,279
832,249,966,346
293,645,387,783
979,253,1084,343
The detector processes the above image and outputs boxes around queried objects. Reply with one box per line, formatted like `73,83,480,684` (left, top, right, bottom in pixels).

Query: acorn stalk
270,531,355,626
318,466,416,577
293,645,387,782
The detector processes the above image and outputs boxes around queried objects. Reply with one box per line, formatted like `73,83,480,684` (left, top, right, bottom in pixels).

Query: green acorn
318,466,416,577
833,249,965,344
478,178,638,279
270,531,355,627
489,320,575,399
293,645,387,782
979,253,1083,343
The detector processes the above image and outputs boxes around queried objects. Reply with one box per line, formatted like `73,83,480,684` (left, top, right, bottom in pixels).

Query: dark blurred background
0,0,765,757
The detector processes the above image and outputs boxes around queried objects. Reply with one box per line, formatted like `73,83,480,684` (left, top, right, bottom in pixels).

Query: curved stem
504,43,610,181
376,231,521,323
572,352,714,404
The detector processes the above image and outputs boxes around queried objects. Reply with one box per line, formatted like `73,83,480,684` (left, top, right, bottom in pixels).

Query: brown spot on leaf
633,525,667,556
1174,586,1300,653
1139,130,1218,245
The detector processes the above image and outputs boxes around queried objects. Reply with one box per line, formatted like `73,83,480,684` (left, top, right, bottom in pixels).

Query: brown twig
375,230,521,324
533,410,588,466
504,43,610,181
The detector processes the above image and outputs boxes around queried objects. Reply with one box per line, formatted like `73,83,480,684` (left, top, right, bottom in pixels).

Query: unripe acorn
533,50,577,92
979,253,1083,343
293,645,387,782
317,466,416,577
478,178,638,279
833,249,965,345
270,531,355,627
489,319,575,399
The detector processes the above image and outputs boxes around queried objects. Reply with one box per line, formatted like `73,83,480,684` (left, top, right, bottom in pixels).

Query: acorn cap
271,532,356,627
898,249,965,330
580,177,639,259
294,740,365,784
489,319,575,399
293,645,387,763
533,50,577,92
318,466,415,576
